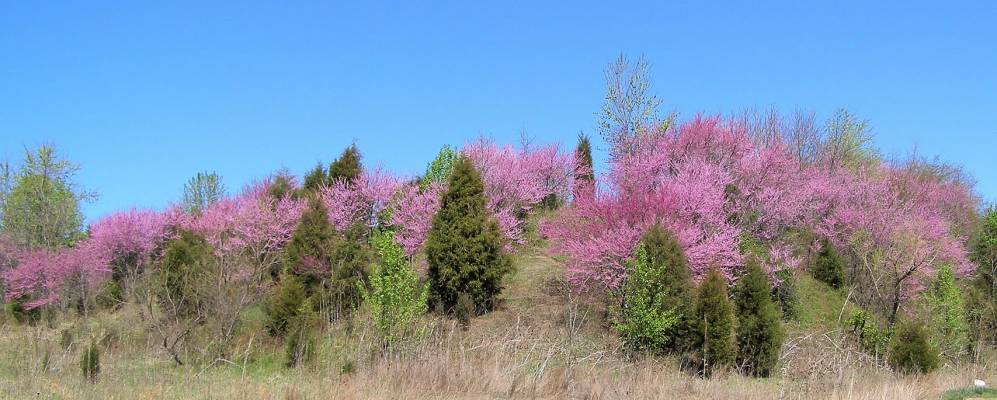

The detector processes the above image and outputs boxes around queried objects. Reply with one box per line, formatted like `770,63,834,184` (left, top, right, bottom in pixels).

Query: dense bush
922,264,970,359
362,230,428,347
734,257,784,377
614,225,692,354
80,340,100,383
848,309,892,357
692,268,737,376
285,298,319,368
969,206,997,346
426,157,512,315
264,274,307,337
159,231,214,317
888,321,940,375
772,269,799,320
812,238,845,290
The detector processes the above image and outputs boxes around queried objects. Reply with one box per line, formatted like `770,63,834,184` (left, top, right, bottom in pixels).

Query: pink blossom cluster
543,115,975,294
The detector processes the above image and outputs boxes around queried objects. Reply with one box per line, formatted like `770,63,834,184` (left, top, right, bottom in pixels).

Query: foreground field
1,248,993,400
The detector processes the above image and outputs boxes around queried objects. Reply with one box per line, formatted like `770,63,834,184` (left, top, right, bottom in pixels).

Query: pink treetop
320,168,401,232
390,182,444,256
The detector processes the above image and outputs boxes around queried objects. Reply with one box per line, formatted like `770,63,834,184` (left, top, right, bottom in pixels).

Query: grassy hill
0,243,993,399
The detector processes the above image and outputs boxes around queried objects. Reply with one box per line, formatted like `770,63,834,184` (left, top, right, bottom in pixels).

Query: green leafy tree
734,257,784,377
614,225,693,353
328,144,362,185
812,238,846,289
361,230,429,348
1,145,92,248
422,145,458,189
692,268,737,376
283,199,337,292
425,157,512,315
181,171,225,214
969,206,997,345
598,54,675,159
888,321,940,375
923,264,970,358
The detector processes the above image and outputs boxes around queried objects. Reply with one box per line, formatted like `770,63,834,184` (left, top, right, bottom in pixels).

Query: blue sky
2,1,995,222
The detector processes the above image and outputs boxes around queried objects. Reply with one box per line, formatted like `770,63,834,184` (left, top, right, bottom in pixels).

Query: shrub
264,274,307,337
285,299,319,368
426,157,512,315
734,257,784,377
159,231,213,317
614,225,692,354
812,238,845,289
848,309,892,357
328,144,362,185
923,264,970,359
692,268,737,376
5,296,39,325
361,230,428,347
888,321,940,375
327,222,371,316
772,269,799,320
80,340,100,383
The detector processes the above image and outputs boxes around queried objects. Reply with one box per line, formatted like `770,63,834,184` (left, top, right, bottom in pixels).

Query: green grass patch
941,387,997,400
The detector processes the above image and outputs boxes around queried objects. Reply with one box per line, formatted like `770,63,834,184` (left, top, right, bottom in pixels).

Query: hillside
1,243,992,400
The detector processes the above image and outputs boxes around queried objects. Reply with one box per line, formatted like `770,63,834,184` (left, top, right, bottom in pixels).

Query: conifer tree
80,340,100,383
328,144,362,185
615,225,694,353
692,267,737,376
327,222,372,315
734,257,784,377
283,199,337,292
302,163,327,194
888,320,940,374
812,238,845,289
263,273,307,337
575,132,594,183
159,231,213,317
425,157,512,315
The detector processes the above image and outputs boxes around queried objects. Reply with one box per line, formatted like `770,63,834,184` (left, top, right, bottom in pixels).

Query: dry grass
0,248,992,399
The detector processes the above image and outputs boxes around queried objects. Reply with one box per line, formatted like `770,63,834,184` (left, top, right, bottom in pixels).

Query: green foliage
361,230,428,347
284,298,319,368
614,226,692,354
5,297,39,325
328,144,362,185
284,199,336,292
159,231,214,317
426,157,512,315
422,145,458,189
848,309,892,357
80,340,100,383
575,132,594,183
812,238,845,289
302,163,327,194
267,172,296,201
692,268,737,376
455,292,474,330
922,264,970,359
181,171,225,214
326,222,372,316
773,269,799,320
969,206,997,345
888,321,940,375
264,274,307,337
1,145,89,248
96,280,123,310
734,258,784,377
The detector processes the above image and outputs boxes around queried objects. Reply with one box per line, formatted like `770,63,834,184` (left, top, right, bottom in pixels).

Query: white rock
975,379,986,388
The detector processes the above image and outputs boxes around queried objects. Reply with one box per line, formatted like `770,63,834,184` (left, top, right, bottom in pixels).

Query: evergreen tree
888,320,940,375
812,238,845,289
302,163,327,194
425,157,512,315
734,257,784,377
267,172,296,201
263,273,307,337
692,268,737,376
283,199,337,292
615,225,693,354
327,222,372,315
328,144,362,185
969,206,997,345
159,231,214,317
575,132,594,183
80,340,100,383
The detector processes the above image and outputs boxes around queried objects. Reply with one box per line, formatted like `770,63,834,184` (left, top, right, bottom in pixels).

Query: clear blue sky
2,1,995,222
